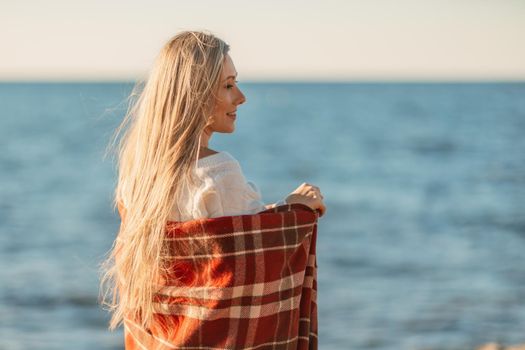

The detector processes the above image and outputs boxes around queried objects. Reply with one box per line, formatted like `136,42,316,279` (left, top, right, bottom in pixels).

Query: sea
0,81,524,350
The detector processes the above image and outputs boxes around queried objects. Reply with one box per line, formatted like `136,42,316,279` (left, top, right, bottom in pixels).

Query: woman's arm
264,198,287,209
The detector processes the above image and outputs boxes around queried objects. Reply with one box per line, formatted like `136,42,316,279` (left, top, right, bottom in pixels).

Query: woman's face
208,53,246,133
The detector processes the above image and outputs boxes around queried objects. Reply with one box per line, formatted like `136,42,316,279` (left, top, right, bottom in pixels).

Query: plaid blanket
123,203,319,350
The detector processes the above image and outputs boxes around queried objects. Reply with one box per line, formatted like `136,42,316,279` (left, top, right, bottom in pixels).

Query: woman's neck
200,127,213,148
198,146,218,159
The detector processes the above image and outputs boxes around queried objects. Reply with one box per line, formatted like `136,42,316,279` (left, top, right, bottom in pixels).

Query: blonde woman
101,30,326,343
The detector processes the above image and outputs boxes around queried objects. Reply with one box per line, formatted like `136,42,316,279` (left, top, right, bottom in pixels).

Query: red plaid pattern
123,203,319,349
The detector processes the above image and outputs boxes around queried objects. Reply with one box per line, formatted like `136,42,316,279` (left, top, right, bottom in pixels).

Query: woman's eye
226,80,239,89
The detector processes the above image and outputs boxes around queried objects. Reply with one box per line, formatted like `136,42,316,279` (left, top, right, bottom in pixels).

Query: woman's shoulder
195,150,251,193
196,150,240,173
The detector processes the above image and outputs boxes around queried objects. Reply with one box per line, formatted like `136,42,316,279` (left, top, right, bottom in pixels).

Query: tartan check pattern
123,203,319,350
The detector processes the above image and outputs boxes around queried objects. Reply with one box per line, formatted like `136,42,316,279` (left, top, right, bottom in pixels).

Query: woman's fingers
316,202,326,217
289,183,326,217
306,188,323,199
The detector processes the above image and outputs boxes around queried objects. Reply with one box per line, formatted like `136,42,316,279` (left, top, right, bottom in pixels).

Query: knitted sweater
172,151,284,222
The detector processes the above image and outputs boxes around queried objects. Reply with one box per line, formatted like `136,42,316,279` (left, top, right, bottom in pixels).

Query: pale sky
1,0,524,81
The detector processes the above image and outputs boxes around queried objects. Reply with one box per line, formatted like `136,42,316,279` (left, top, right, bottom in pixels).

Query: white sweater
173,151,278,221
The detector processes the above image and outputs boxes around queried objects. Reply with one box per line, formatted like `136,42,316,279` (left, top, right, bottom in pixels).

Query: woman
100,30,326,339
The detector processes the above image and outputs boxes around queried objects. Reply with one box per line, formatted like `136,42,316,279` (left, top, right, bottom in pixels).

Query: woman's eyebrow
223,73,238,81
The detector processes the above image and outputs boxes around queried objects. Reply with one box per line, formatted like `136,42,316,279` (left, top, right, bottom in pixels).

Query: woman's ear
206,115,215,127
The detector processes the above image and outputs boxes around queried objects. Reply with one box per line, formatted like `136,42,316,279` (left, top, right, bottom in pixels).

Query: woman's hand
285,182,326,217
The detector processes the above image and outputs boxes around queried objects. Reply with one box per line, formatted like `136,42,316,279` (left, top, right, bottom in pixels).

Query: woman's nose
236,88,246,105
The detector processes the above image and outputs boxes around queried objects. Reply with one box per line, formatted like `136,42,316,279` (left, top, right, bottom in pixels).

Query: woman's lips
227,112,236,120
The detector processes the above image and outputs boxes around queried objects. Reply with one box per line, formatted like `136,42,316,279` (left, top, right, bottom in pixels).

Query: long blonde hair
100,30,229,332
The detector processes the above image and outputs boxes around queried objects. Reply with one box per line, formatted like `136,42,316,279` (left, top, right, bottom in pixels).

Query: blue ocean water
0,82,524,350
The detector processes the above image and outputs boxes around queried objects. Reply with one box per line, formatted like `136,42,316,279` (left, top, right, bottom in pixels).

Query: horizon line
1,78,524,84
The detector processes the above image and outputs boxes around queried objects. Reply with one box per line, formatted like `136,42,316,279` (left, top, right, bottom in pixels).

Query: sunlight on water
1,82,524,349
